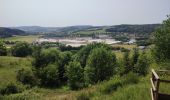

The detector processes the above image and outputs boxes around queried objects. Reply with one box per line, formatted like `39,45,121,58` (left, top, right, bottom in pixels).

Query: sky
0,0,170,27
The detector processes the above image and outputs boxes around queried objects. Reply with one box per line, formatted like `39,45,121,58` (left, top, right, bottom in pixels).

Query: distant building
96,35,111,39
125,39,136,44
138,46,146,49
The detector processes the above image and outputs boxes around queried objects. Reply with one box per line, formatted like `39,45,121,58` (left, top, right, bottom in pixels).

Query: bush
40,63,60,87
131,48,139,67
0,42,7,56
75,43,111,68
0,82,25,95
85,47,116,84
17,68,38,86
32,48,62,69
66,61,84,90
11,42,32,57
122,51,132,74
153,16,170,61
134,52,150,76
59,51,72,83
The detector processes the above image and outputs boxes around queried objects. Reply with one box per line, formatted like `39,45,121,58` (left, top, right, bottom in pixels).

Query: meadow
3,35,41,43
0,52,170,100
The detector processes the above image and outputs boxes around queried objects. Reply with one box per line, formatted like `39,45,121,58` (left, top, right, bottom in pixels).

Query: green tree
131,48,139,67
66,61,84,90
85,47,116,84
0,42,7,56
75,43,111,68
122,51,132,74
59,51,72,83
134,52,150,76
17,68,38,86
153,16,170,61
40,63,60,87
32,48,62,69
11,42,32,57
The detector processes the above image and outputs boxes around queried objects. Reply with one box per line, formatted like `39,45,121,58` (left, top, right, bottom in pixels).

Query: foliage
153,16,170,61
85,47,116,84
0,27,26,38
59,51,72,82
134,52,150,76
106,24,160,36
40,63,60,87
32,48,62,69
122,51,132,74
0,41,7,56
66,61,84,90
136,40,151,46
17,68,38,86
0,82,25,95
131,48,139,67
75,43,111,68
114,36,130,42
11,42,32,57
99,73,139,94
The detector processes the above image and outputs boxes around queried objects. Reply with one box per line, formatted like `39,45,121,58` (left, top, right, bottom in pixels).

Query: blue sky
0,0,170,27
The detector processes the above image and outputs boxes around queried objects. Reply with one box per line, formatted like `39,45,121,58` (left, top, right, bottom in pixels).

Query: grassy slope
0,56,32,86
74,28,106,35
0,53,170,100
111,44,137,49
3,35,41,43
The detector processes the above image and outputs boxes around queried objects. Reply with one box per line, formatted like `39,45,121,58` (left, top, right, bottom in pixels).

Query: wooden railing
150,69,170,100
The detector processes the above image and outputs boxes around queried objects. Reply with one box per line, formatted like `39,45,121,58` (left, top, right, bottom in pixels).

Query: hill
11,24,160,37
105,24,160,35
0,27,26,38
11,25,93,33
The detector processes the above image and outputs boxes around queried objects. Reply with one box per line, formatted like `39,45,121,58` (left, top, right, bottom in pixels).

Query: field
3,35,41,43
74,28,107,35
111,44,137,49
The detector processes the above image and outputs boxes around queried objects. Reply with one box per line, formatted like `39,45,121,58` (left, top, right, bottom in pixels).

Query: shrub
59,51,72,83
17,68,38,86
66,61,84,90
121,51,132,74
40,63,60,87
131,48,139,67
32,48,62,69
85,47,116,84
0,82,25,95
0,42,7,56
75,43,111,68
134,52,150,76
153,16,170,61
11,42,32,57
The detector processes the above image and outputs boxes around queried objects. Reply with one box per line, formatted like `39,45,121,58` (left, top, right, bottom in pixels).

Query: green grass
0,56,32,86
0,53,170,100
74,28,106,35
3,35,41,43
111,44,137,49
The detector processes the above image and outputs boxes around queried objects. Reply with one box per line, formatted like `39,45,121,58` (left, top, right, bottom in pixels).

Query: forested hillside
0,27,26,38
105,24,160,35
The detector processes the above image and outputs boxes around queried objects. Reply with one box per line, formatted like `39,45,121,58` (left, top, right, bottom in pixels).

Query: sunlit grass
3,35,41,43
111,44,137,49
